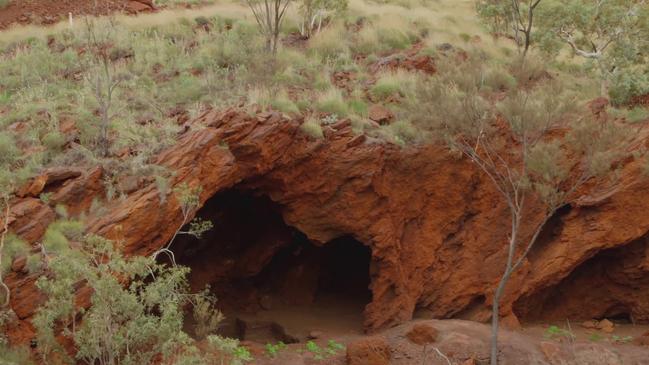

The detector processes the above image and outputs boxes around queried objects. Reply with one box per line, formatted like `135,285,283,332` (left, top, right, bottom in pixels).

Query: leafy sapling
265,341,287,358
152,183,213,265
208,335,254,365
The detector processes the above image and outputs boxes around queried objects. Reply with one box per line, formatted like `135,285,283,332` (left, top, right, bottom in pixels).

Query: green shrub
0,344,33,365
270,92,300,114
370,71,415,101
0,132,19,166
351,26,382,55
376,27,415,50
316,88,349,116
300,118,325,139
42,131,66,152
388,120,419,143
348,99,369,117
33,228,222,365
308,23,350,61
484,67,517,91
609,71,649,106
626,107,649,123
207,335,254,365
0,235,28,275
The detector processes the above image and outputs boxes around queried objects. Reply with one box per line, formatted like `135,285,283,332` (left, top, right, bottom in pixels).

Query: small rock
346,134,366,148
307,330,323,340
581,320,599,329
11,256,27,273
368,104,395,125
330,118,352,130
16,175,48,198
461,358,477,365
259,295,273,310
406,323,438,345
117,175,140,195
346,336,391,365
598,319,615,333
437,43,454,51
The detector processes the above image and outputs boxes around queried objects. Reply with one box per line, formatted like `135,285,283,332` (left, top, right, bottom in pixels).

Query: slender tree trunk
0,196,11,308
491,213,520,365
490,268,512,365
598,60,609,97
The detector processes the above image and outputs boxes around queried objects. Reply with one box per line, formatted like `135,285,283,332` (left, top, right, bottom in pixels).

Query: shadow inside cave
169,189,372,343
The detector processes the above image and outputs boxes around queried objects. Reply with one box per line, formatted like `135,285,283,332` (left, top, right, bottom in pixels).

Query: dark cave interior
170,189,373,342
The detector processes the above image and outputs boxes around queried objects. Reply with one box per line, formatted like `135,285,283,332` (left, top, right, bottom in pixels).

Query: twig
433,347,452,365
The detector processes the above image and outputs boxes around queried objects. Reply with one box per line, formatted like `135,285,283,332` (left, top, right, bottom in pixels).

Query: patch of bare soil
0,0,154,29
243,319,649,365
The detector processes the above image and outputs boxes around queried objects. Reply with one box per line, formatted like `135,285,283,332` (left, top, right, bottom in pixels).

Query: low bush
370,71,415,101
316,88,349,116
609,70,649,106
308,23,351,62
484,66,517,91
33,222,224,365
270,91,300,114
626,107,649,123
300,117,325,139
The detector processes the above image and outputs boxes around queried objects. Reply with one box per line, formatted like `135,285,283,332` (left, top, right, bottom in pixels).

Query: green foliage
41,131,66,153
536,0,649,98
0,235,29,275
370,71,415,102
308,23,351,61
609,70,649,106
370,81,401,101
484,66,517,91
192,290,224,339
265,341,287,358
376,27,416,50
316,88,349,116
33,229,221,365
347,99,369,117
270,92,300,114
384,120,419,145
173,182,202,216
300,118,325,139
544,325,575,341
588,333,604,342
304,340,345,361
475,0,511,34
611,335,633,344
0,344,33,365
299,0,348,38
207,335,254,365
626,107,649,123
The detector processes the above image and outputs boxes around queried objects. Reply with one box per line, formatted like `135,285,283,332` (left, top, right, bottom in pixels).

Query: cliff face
5,109,649,343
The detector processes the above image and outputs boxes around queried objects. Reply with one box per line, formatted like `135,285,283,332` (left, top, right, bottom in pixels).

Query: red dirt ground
0,0,154,29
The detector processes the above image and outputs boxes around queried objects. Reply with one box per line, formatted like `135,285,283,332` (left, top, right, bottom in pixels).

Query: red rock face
0,0,155,29
5,108,649,344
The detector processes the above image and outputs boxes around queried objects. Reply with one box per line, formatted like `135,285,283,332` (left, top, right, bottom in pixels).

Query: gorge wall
5,108,649,344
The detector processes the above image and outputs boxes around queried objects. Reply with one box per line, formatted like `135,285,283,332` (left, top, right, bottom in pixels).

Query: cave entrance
172,189,372,343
